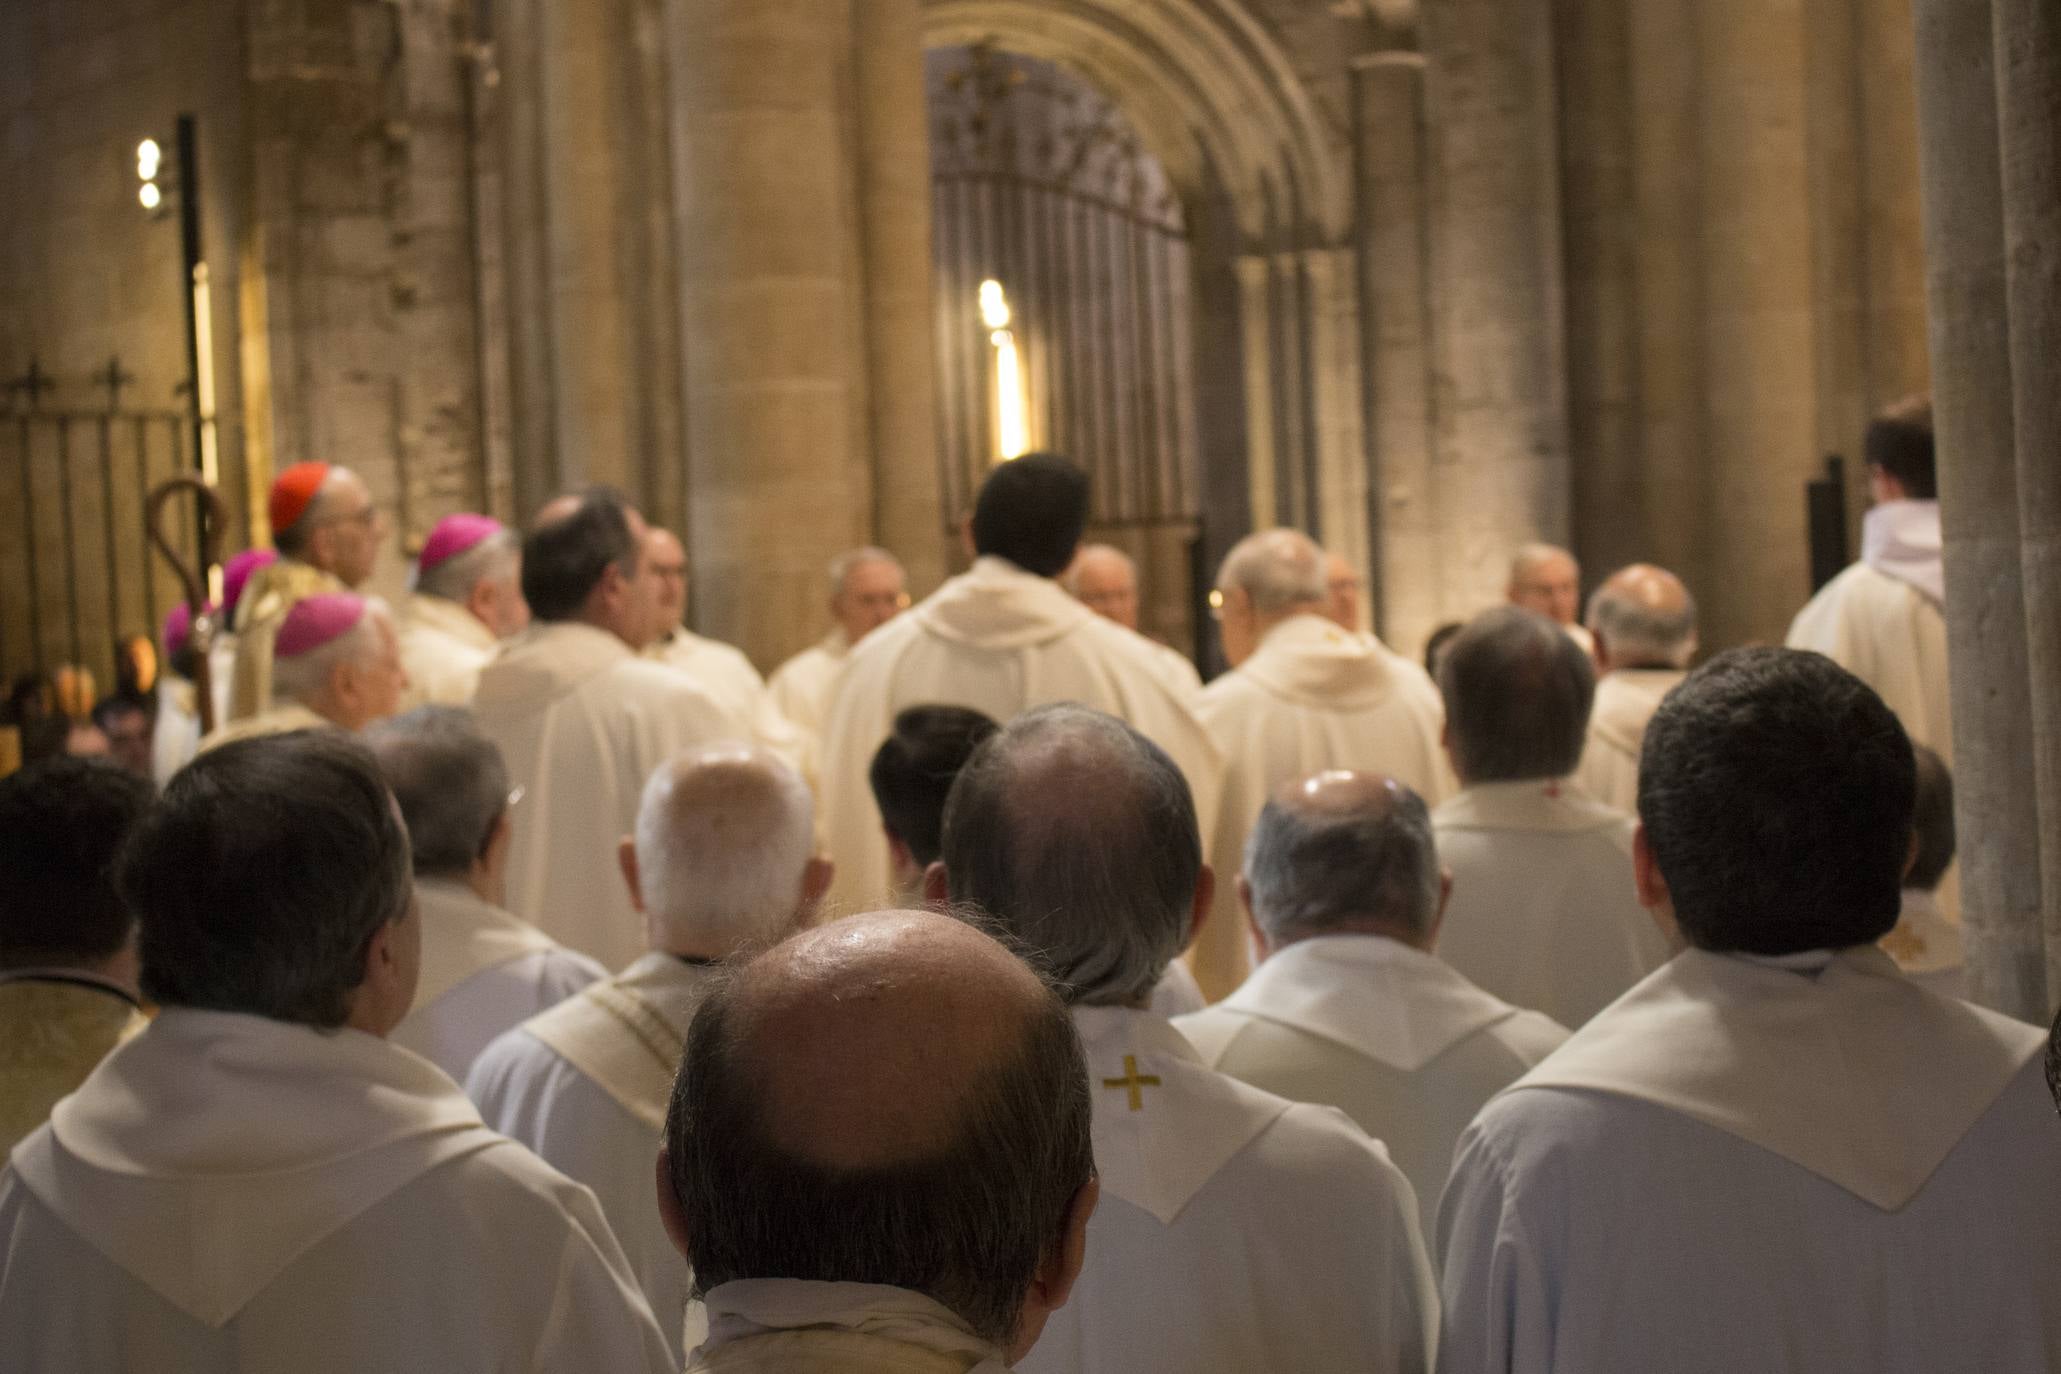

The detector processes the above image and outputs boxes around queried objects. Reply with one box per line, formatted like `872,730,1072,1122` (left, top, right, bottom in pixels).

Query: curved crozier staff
147,476,227,736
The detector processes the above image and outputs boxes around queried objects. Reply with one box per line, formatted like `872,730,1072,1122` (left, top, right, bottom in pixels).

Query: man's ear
655,1148,692,1259
922,859,950,906
799,855,834,916
1902,829,1920,884
1188,863,1214,951
618,836,644,914
1034,1177,1098,1314
1632,824,1671,909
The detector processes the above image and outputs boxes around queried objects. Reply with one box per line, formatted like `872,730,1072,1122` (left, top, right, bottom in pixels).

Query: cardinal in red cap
396,513,527,708
202,593,407,752
227,463,387,724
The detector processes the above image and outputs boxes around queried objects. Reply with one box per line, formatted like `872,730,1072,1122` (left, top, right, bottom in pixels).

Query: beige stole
524,953,713,1129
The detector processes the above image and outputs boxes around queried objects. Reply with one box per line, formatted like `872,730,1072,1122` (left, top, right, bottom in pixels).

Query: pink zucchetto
417,513,505,576
275,593,369,660
221,549,279,620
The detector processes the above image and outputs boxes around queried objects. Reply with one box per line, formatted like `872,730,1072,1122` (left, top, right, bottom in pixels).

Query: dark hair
1907,744,1955,892
90,695,149,735
942,705,1198,1005
120,730,413,1026
1423,621,1464,678
366,706,510,877
666,956,1093,1346
1243,784,1441,942
1438,606,1595,782
1638,647,1914,955
971,453,1090,578
521,488,639,621
1864,395,1935,500
868,706,1001,867
0,758,155,967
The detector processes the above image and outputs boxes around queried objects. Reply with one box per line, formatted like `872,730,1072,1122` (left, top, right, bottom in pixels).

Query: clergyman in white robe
819,556,1222,912
768,627,849,741
1571,667,1684,815
397,591,499,708
0,1008,673,1373
1437,948,2061,1373
650,625,809,775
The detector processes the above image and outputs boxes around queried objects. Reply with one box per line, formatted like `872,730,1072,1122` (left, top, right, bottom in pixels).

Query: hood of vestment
912,557,1097,650
411,878,561,1009
470,620,632,709
9,1007,505,1327
1509,946,2041,1211
401,592,497,650
1861,499,1944,606
692,1279,1010,1373
1587,669,1685,760
1236,614,1412,710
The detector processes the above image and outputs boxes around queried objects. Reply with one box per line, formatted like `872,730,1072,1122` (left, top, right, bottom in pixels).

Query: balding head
1324,552,1363,630
522,488,664,647
1439,606,1596,784
1242,771,1443,952
938,705,1202,1006
1214,529,1329,666
1508,543,1582,626
829,546,907,644
1064,544,1140,630
626,744,827,958
664,909,1095,1355
1586,563,1697,670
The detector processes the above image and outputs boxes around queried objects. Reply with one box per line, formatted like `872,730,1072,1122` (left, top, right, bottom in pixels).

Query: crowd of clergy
2,391,2056,1372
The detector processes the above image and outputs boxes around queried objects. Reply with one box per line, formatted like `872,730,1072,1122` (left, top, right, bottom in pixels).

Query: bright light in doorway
980,279,1027,462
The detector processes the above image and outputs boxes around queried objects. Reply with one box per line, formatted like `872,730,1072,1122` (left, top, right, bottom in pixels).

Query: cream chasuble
1194,615,1453,999
1432,780,1671,1028
767,629,851,744
691,1281,1012,1373
1571,668,1685,816
1016,1005,1436,1374
0,1007,673,1373
388,878,604,1082
1437,948,2061,1373
469,952,719,1364
226,558,343,722
396,592,498,709
471,621,747,971
0,972,146,1155
819,559,1223,913
1175,935,1566,1238
650,627,810,776
197,701,336,754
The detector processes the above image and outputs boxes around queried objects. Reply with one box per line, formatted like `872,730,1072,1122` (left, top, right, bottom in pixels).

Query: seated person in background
1176,770,1567,1238
1878,743,1964,999
0,758,154,1153
368,706,604,1081
202,593,408,750
660,907,1097,1373
470,742,831,1365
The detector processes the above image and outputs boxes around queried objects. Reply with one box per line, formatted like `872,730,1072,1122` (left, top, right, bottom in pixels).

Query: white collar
1236,614,1403,709
1860,499,1944,606
1510,946,2042,1209
911,558,1094,650
697,1279,1006,1368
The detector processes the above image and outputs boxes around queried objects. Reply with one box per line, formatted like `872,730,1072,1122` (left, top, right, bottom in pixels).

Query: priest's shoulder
1232,1078,1414,1199
433,1128,613,1230
617,654,734,715
1789,561,1915,640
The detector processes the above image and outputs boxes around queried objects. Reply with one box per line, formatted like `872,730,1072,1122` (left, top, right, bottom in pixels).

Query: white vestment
0,1007,672,1373
397,592,498,709
1175,935,1567,1238
819,559,1223,912
691,1280,1011,1373
1786,500,1950,763
1437,947,2061,1374
197,701,335,754
649,626,809,774
389,878,605,1082
152,675,202,784
1881,887,1967,1000
468,952,719,1365
1432,780,1671,1029
1017,1005,1437,1374
767,629,850,743
1195,615,1454,1000
472,621,746,970
1571,668,1685,816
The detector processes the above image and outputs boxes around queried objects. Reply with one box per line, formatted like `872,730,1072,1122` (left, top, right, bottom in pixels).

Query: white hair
828,546,902,599
1509,542,1578,583
271,599,393,705
1215,529,1328,615
1585,580,1698,668
1060,543,1136,596
412,530,520,603
634,744,815,951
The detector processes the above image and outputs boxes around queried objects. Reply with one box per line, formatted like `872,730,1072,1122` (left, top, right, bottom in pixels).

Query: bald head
1064,544,1140,630
1215,529,1329,666
1508,543,1582,626
1586,563,1697,670
1243,771,1442,947
666,908,1094,1350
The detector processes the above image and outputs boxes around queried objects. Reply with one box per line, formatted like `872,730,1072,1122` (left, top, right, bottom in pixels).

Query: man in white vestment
767,545,908,742
469,742,832,1364
821,455,1222,913
1196,529,1453,1000
1571,563,1696,814
930,705,1437,1374
1431,608,1671,1029
0,730,673,1373
1879,744,1964,998
369,707,603,1080
1506,543,1593,655
1438,648,2061,1374
660,908,1098,1373
1062,542,1203,692
396,513,528,709
471,489,745,970
201,592,408,751
1175,771,1566,1236
1787,395,1950,761
151,601,206,783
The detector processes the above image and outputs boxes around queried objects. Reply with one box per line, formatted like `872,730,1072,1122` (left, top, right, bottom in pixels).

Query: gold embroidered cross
1101,1054,1161,1111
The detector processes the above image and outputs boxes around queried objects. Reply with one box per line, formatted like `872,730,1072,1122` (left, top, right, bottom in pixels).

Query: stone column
1234,255,1280,533
667,0,867,668
850,0,946,595
1302,245,1372,629
1910,0,2047,1019
1419,0,1569,612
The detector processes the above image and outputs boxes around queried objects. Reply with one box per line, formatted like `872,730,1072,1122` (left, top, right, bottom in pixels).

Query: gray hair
635,744,816,950
941,704,1199,1006
271,598,394,706
829,546,902,599
1215,528,1329,615
1438,606,1596,783
1586,580,1698,669
413,529,520,604
1244,785,1441,942
1059,543,1135,596
365,706,509,877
